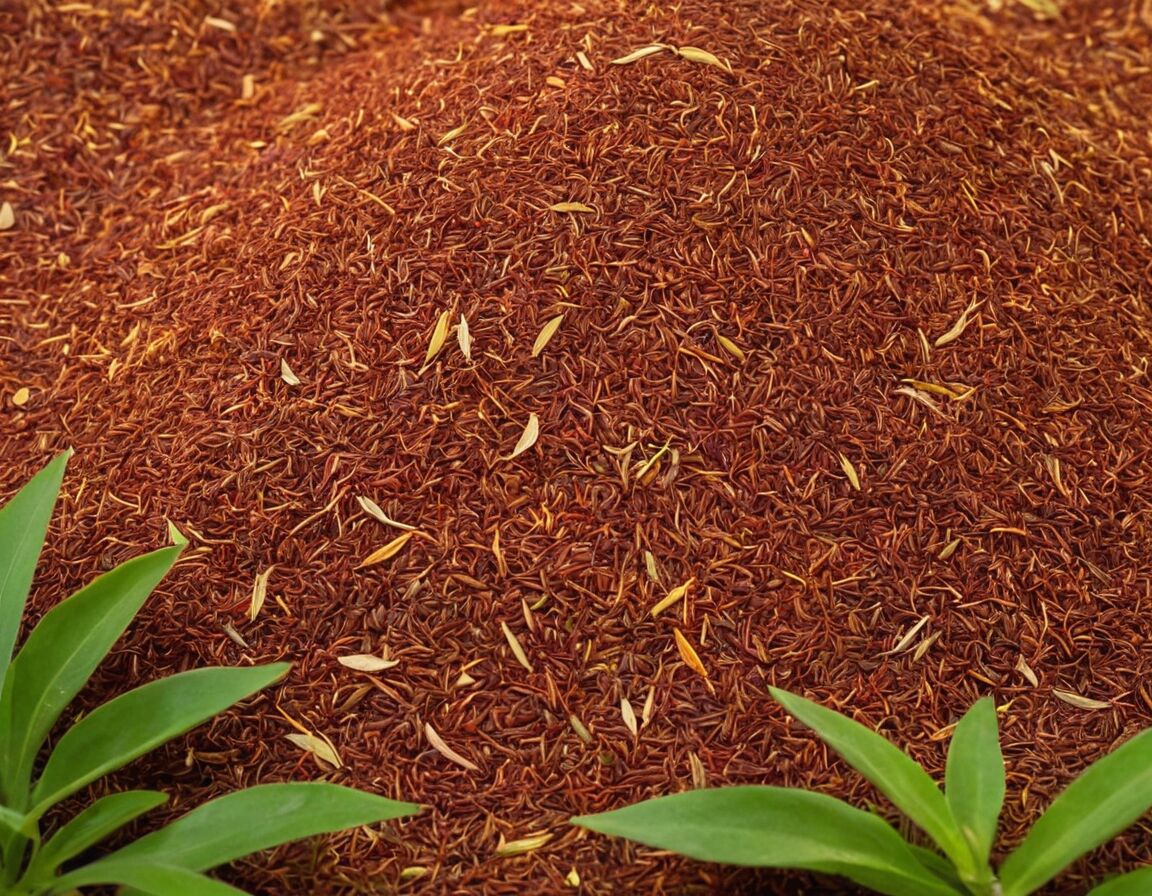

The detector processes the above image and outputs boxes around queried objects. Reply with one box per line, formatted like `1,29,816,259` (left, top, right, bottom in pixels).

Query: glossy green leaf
0,451,69,698
0,547,182,805
0,805,25,835
945,697,1003,865
29,664,289,818
770,688,973,875
23,790,167,883
999,727,1152,896
105,783,420,871
573,787,963,896
1086,867,1152,895
49,859,247,895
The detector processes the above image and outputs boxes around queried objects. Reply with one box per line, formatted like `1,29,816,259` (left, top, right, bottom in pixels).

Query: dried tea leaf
489,23,529,36
620,695,638,737
1016,656,1039,687
673,628,708,678
221,621,248,648
644,550,661,583
911,630,941,662
611,44,667,65
240,73,255,99
496,832,552,857
400,867,428,881
838,453,861,490
642,686,655,727
438,124,467,146
248,567,273,621
277,102,322,132
358,531,414,568
11,387,30,407
338,654,400,672
279,358,300,385
166,519,188,546
895,385,945,416
424,722,479,771
938,537,961,560
457,313,473,361
882,615,930,655
424,309,451,366
531,314,564,357
285,732,342,768
455,671,476,687
566,868,581,887
204,15,236,31
676,46,729,70
569,714,593,743
901,378,961,399
650,577,695,617
507,413,540,459
501,621,533,672
0,202,14,230
548,202,595,214
1053,689,1110,710
356,496,416,531
934,299,982,347
688,750,709,789
716,334,745,361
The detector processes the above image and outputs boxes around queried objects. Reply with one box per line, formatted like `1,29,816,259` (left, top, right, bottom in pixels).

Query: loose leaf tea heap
1,0,1150,892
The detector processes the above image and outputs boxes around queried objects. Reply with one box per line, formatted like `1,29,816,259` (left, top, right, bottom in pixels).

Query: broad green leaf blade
50,860,247,895
945,697,1004,864
572,787,964,896
0,546,182,805
0,451,69,697
105,783,420,871
0,805,24,835
1086,867,1152,896
908,844,965,890
770,688,973,874
23,790,167,883
999,727,1152,896
30,664,289,817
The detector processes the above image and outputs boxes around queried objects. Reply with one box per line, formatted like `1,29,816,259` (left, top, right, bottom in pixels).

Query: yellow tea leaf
424,309,451,366
438,124,467,145
882,615,930,655
673,628,708,678
285,732,342,768
489,23,528,36
934,299,982,347
11,387,30,407
611,45,667,65
248,567,274,621
356,496,415,531
496,832,552,857
549,202,595,213
838,453,861,490
650,577,695,617
501,621,533,672
424,722,479,771
507,413,540,459
338,654,400,672
0,202,14,230
620,695,638,737
1053,689,1111,710
358,531,414,568
531,314,564,357
457,313,473,361
1016,656,1039,687
279,358,300,385
716,334,745,361
566,868,581,887
676,46,729,70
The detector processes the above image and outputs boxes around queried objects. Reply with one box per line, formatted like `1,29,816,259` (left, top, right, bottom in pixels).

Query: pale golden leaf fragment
688,751,708,789
838,453,861,490
644,550,661,583
1016,656,1039,687
1053,689,1110,710
532,314,564,357
277,102,322,132
400,867,428,881
358,531,414,568
438,124,467,146
938,537,961,560
575,51,593,70
285,732,342,768
248,567,274,621
501,621,533,672
566,868,581,887
882,615,930,655
620,695,638,737
424,722,479,771
642,686,655,727
569,714,593,743
356,496,416,531
11,387,30,407
676,46,730,71
204,15,236,32
0,202,15,230
934,299,982,347
507,413,540,459
611,45,667,65
457,313,473,361
240,74,255,99
549,202,596,214
496,832,552,857
279,358,300,385
489,23,528,36
716,334,745,361
673,628,708,678
650,577,695,617
391,112,417,132
423,309,451,366
338,654,400,672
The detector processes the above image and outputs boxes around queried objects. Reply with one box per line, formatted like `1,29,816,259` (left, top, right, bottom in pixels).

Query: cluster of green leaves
574,688,1152,895
0,453,420,896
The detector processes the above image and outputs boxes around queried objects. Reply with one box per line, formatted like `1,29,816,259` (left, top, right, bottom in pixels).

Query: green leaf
1086,867,1152,896
572,787,964,896
22,790,167,883
944,697,1004,866
29,664,289,818
999,727,1152,896
770,688,974,875
104,783,420,871
0,805,25,835
50,860,248,895
0,547,182,806
0,451,69,698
